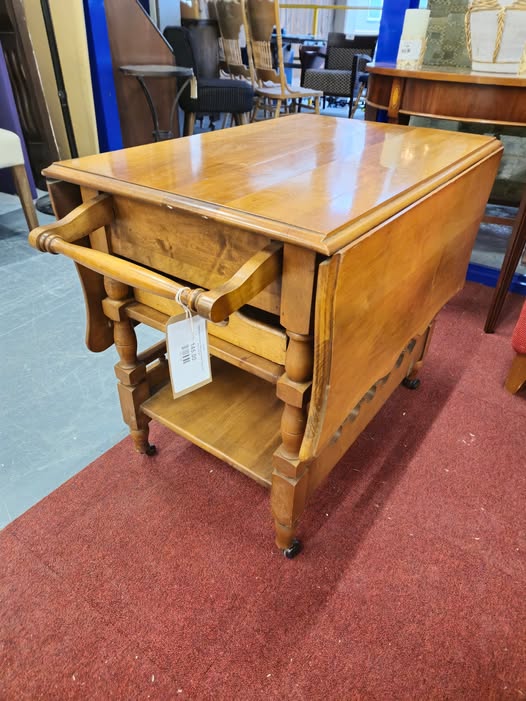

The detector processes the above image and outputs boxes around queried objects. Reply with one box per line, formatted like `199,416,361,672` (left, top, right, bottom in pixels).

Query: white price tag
166,313,212,398
397,39,423,62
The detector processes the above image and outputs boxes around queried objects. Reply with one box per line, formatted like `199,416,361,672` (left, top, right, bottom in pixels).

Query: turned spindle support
272,330,313,556
104,277,156,455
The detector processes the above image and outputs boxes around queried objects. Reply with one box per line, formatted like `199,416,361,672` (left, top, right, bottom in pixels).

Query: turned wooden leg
11,164,38,231
183,112,196,136
233,112,249,126
402,321,435,390
251,97,261,122
272,331,313,557
505,354,526,394
103,277,155,455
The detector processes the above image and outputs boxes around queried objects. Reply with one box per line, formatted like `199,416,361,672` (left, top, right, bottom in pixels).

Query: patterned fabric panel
512,301,526,354
326,47,360,71
180,78,254,113
303,69,353,96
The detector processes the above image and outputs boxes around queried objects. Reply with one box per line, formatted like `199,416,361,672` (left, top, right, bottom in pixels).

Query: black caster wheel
283,539,302,559
402,377,421,390
145,444,157,456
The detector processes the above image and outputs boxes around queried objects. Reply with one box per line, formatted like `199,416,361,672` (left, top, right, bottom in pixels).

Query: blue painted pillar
375,0,421,63
83,0,123,152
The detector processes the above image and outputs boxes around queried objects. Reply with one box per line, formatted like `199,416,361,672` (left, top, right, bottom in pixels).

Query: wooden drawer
111,195,281,316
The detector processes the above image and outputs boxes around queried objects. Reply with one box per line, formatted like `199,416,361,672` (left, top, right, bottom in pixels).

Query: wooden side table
30,115,502,555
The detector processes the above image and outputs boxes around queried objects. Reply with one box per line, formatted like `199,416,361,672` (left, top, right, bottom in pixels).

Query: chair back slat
213,0,254,82
245,0,287,91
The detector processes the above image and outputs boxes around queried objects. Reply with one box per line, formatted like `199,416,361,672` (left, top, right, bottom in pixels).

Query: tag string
175,286,194,332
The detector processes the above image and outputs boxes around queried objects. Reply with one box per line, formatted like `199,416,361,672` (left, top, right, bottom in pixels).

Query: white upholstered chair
0,128,39,231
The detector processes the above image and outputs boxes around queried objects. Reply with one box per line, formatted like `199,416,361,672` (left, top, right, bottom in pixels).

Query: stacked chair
213,0,322,120
163,23,254,134
302,33,377,118
214,0,255,83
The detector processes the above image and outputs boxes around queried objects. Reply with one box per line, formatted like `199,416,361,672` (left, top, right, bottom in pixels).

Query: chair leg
350,84,365,119
183,112,196,136
505,353,526,394
233,112,249,126
314,96,320,115
251,97,261,122
273,100,282,118
11,164,39,231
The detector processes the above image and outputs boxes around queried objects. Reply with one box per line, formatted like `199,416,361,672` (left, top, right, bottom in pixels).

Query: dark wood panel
103,0,180,146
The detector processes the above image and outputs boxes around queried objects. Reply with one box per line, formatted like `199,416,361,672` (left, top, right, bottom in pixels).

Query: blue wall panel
83,0,123,152
375,0,421,63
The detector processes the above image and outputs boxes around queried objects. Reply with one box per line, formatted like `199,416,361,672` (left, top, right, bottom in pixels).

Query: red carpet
1,282,525,700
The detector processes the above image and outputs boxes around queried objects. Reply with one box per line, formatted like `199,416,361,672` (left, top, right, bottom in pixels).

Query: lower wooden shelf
141,357,283,487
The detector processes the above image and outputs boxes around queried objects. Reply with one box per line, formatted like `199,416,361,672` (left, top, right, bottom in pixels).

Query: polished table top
366,62,526,127
366,62,526,87
43,114,499,255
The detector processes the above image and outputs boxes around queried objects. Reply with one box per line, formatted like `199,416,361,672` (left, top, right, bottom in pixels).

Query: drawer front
133,289,287,366
110,195,281,316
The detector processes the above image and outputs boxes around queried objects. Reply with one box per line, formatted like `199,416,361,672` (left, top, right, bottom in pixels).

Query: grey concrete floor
0,110,523,530
0,192,160,529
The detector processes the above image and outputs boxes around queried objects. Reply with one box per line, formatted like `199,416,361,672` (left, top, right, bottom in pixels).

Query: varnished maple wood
32,223,282,324
47,181,113,353
126,302,284,383
28,194,113,247
42,116,499,254
47,180,82,215
365,63,526,334
505,354,526,394
305,330,429,497
142,357,282,487
30,115,503,554
108,195,281,315
301,154,500,461
132,292,286,365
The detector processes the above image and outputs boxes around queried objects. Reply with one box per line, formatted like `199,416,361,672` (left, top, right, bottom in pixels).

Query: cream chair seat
0,128,38,231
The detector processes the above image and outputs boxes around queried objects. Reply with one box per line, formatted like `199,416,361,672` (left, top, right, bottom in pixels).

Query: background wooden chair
213,0,254,84
302,33,377,118
0,128,38,231
244,0,321,119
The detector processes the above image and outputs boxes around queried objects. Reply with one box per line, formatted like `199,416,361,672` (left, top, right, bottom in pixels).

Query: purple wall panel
0,41,36,196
